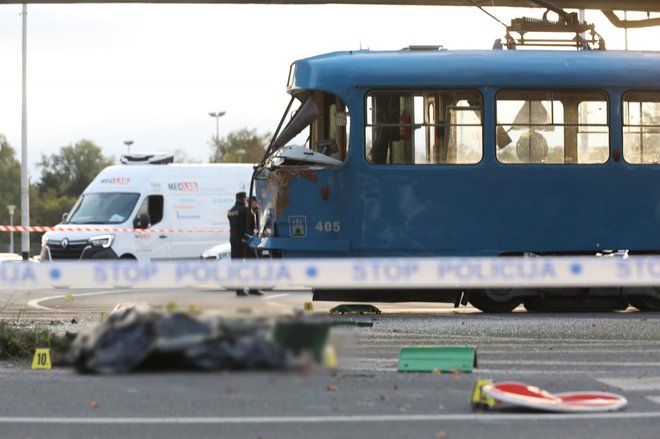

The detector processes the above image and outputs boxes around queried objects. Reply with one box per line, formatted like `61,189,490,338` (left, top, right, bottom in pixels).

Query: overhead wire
466,0,508,28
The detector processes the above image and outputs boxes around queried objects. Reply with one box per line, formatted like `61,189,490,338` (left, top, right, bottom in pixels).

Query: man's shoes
248,289,264,296
236,290,248,297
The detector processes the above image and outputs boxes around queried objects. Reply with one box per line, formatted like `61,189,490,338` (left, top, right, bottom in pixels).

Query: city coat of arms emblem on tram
289,216,307,238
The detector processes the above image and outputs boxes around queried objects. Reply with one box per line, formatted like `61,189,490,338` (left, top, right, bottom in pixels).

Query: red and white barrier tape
0,225,230,234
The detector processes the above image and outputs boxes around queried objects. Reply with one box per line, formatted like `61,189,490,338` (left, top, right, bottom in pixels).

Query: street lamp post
208,111,226,143
124,140,134,154
7,205,15,254
236,148,246,163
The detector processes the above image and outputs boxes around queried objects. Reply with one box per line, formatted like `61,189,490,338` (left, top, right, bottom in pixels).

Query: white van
40,154,254,262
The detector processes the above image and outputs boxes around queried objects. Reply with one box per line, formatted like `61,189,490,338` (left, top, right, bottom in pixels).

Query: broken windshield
264,91,350,164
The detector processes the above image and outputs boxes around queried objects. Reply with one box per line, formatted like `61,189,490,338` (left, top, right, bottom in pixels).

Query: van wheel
468,289,521,313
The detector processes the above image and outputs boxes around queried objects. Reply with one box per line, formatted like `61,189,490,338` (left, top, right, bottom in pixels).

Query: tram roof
2,1,659,11
291,49,660,92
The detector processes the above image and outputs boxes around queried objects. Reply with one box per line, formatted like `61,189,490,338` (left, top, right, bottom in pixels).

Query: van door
133,195,169,261
168,193,218,259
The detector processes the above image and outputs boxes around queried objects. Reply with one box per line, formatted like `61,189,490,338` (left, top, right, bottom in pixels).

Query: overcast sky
0,4,657,177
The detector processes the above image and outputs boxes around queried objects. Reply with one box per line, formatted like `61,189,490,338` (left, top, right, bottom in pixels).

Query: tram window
496,90,609,164
365,90,482,165
623,92,660,164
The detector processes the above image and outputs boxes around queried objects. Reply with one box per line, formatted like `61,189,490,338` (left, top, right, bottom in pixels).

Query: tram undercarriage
313,287,660,313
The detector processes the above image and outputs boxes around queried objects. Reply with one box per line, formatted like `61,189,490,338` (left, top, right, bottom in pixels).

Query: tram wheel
468,290,521,313
630,296,660,312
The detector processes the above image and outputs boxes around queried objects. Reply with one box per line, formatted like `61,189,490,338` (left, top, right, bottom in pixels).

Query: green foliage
0,320,72,360
38,139,114,198
209,128,271,164
0,136,113,254
0,136,21,252
30,187,77,229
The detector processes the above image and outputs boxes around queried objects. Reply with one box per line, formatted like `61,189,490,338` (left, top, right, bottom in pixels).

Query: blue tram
252,47,660,312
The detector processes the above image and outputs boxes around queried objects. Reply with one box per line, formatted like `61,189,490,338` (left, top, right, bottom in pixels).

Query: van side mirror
62,212,68,223
133,213,151,229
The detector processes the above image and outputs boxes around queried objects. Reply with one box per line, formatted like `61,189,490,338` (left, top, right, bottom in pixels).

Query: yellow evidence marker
323,344,338,370
64,293,74,302
32,349,52,370
303,301,314,312
471,379,496,409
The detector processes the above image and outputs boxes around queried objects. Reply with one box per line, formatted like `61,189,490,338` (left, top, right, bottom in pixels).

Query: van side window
136,195,164,226
623,91,660,164
496,90,609,164
366,90,483,165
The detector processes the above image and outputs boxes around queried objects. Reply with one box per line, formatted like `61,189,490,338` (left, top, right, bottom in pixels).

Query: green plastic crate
397,346,477,373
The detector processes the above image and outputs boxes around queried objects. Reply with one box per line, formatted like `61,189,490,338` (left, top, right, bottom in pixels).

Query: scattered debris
89,401,99,409
63,308,289,374
398,346,477,373
273,320,330,362
329,304,381,315
481,381,628,412
325,385,338,392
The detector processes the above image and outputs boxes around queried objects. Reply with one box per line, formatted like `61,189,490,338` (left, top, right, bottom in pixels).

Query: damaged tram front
252,49,660,313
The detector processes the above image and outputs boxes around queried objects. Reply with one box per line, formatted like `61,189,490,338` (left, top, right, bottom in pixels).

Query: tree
174,148,202,164
38,139,114,198
0,136,21,252
209,128,271,164
30,187,77,230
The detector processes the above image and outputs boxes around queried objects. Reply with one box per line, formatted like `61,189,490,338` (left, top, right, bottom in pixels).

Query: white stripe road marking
263,293,291,300
344,358,660,367
0,412,659,424
599,378,660,391
481,360,660,367
26,289,133,311
647,396,660,404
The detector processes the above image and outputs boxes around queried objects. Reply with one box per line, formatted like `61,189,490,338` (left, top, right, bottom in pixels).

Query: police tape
1,256,660,290
0,225,230,234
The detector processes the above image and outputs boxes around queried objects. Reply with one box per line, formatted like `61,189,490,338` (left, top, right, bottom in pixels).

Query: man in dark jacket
244,196,262,296
227,192,249,296
227,192,262,296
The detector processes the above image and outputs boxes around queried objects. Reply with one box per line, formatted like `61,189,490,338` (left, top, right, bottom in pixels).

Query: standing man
227,191,249,296
244,196,263,296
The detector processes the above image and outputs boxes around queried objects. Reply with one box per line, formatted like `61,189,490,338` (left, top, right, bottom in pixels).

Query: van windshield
67,193,140,225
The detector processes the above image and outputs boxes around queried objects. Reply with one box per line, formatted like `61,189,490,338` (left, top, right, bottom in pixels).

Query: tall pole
208,111,226,143
8,205,15,254
624,11,629,50
578,9,586,48
20,4,29,260
124,140,134,154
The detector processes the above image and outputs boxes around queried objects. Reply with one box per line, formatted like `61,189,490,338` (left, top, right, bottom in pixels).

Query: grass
0,320,72,361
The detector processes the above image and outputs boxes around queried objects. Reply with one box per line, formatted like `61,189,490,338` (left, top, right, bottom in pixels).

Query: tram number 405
315,221,341,233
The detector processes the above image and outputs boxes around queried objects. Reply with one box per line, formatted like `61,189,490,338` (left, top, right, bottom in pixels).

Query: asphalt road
1,288,660,439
